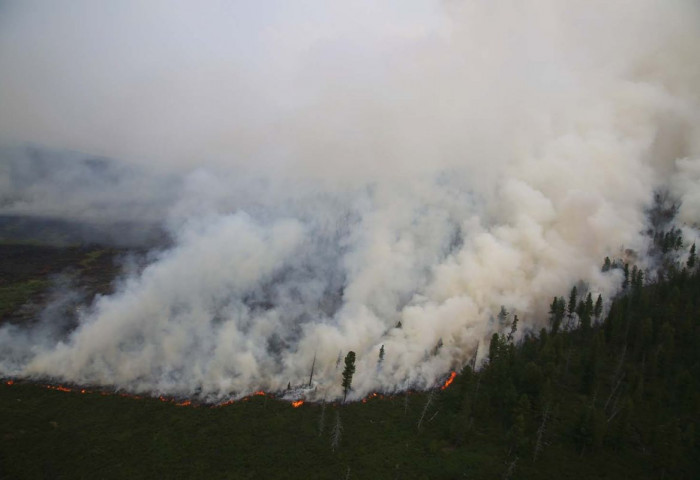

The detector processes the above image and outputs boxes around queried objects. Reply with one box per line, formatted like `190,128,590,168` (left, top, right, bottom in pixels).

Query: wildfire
253,391,265,396
362,392,384,403
5,379,14,386
291,400,304,408
441,371,457,390
176,400,192,407
48,385,72,393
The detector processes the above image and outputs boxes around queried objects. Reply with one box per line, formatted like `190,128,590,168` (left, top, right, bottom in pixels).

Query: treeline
436,243,699,478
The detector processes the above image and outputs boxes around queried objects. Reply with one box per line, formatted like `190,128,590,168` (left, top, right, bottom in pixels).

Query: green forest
1,240,699,479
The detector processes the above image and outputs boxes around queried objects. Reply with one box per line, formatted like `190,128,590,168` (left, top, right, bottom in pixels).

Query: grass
0,379,663,480
0,279,50,318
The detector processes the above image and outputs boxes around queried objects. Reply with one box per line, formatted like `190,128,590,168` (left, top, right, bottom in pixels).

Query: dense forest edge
1,235,699,478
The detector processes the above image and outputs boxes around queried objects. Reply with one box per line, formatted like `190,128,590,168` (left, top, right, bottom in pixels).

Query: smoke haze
0,0,699,400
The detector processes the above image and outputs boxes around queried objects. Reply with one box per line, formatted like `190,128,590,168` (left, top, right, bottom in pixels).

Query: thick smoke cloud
0,0,699,400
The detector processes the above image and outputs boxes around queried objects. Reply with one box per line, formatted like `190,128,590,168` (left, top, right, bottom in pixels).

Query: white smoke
0,0,699,400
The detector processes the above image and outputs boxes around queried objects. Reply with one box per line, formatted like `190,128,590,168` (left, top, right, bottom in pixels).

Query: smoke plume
0,0,699,400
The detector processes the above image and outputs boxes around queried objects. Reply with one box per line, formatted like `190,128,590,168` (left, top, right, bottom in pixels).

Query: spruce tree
568,286,578,319
688,243,696,269
341,351,356,402
594,294,603,321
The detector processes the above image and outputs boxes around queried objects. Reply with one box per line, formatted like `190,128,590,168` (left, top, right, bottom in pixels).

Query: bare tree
335,350,342,369
533,403,550,462
308,352,316,387
502,457,518,480
417,391,434,431
331,412,343,451
469,342,479,370
318,399,326,437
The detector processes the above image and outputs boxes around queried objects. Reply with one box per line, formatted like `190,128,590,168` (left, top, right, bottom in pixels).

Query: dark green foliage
656,227,684,253
594,294,603,321
549,296,565,334
507,315,518,343
489,333,501,363
688,243,696,269
568,286,577,319
342,351,356,402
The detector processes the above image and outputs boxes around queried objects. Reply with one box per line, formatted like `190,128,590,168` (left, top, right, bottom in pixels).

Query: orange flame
5,380,14,386
176,400,192,407
441,371,457,390
49,385,72,393
363,392,384,403
253,391,265,396
291,400,304,408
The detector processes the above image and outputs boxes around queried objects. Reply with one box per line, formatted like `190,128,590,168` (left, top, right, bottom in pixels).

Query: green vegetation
342,351,356,403
0,244,122,324
0,279,49,318
0,244,698,478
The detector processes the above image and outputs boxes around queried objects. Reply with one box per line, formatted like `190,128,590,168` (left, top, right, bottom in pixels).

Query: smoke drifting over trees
0,0,699,400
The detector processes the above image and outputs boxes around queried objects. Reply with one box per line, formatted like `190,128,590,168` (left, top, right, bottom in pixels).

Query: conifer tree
585,292,593,317
489,333,501,363
568,286,578,319
549,297,565,334
688,243,696,269
341,351,356,402
594,294,603,321
507,315,519,343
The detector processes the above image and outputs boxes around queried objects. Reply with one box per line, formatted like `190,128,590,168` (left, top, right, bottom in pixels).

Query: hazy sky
0,0,445,171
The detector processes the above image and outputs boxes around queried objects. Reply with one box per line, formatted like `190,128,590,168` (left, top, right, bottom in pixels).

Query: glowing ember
362,392,384,403
291,400,304,408
441,371,457,390
5,380,14,386
48,385,72,393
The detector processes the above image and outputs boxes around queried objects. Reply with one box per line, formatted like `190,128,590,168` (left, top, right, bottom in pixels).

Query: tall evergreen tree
507,315,519,343
341,351,356,402
594,294,603,321
568,286,578,319
688,243,696,269
549,297,565,334
489,333,501,363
